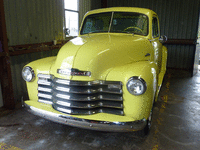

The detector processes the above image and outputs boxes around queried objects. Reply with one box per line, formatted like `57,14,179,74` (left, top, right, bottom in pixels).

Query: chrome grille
37,74,123,115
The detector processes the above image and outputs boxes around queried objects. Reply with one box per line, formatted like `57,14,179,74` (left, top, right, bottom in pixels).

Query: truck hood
50,34,152,80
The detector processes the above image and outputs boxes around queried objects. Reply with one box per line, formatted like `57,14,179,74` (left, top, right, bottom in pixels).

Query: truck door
152,16,162,73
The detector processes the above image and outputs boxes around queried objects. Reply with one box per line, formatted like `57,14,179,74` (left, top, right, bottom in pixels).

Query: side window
152,17,159,38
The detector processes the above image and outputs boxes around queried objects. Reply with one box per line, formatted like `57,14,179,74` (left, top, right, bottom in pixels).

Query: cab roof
85,7,157,17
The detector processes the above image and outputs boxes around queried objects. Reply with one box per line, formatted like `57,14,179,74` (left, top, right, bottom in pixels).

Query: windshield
80,12,148,36
81,12,112,34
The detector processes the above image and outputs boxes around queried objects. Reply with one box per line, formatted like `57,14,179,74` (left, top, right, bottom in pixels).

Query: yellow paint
156,119,162,125
23,7,167,123
163,95,168,103
161,103,166,109
154,128,159,134
25,56,56,101
152,73,171,149
166,82,170,88
152,145,159,150
159,108,165,113
0,142,22,150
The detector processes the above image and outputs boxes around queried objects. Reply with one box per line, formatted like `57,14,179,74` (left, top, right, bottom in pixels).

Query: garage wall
79,0,103,28
10,49,59,102
3,0,64,103
79,0,92,27
107,0,200,70
4,0,93,46
3,0,64,46
3,0,93,103
91,0,102,10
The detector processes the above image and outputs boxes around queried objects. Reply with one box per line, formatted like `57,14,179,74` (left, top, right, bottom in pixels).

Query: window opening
152,17,159,38
64,0,79,37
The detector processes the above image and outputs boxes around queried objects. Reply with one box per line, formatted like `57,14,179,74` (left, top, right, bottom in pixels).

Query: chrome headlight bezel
126,76,147,95
22,66,35,82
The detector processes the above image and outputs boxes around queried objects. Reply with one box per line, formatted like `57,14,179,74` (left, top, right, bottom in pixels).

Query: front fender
24,56,56,101
106,61,157,120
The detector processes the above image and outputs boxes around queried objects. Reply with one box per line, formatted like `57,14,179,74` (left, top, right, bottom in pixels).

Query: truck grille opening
37,74,124,115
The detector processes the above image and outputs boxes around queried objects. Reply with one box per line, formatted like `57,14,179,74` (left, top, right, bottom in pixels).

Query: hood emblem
57,68,91,76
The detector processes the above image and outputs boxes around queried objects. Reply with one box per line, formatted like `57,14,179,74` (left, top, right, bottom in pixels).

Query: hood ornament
57,68,91,76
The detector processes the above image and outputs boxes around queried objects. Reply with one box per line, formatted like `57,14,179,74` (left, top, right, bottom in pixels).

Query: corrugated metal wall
107,0,200,70
10,49,59,102
3,0,64,103
3,0,93,103
79,0,103,27
4,0,64,46
79,0,92,27
91,0,102,10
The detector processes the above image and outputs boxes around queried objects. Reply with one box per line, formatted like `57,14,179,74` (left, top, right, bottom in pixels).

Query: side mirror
64,28,70,37
159,35,167,43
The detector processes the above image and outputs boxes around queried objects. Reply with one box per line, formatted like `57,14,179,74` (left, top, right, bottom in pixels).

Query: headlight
126,77,147,95
22,66,35,82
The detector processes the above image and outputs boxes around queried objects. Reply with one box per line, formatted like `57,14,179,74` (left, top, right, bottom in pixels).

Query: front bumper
24,103,147,132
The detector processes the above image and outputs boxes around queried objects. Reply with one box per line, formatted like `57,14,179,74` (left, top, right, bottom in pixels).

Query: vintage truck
22,7,167,135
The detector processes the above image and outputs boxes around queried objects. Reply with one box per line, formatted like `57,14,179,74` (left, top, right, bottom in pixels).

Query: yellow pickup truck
22,7,167,135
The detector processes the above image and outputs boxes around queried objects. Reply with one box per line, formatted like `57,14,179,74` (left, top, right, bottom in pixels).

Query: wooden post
0,0,15,109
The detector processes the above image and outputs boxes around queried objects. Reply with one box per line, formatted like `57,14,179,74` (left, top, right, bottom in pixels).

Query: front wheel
144,109,153,134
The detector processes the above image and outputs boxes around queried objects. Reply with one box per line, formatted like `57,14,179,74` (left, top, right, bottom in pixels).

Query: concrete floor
0,69,200,150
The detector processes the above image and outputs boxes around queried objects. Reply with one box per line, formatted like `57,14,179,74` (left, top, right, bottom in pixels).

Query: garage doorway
193,11,200,76
0,81,3,107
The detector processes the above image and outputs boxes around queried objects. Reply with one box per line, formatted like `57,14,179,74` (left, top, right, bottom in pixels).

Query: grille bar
38,93,52,99
53,84,122,94
37,74,123,115
54,93,122,101
38,87,52,93
53,100,123,109
54,78,122,87
53,105,124,115
38,99,53,105
38,80,52,86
